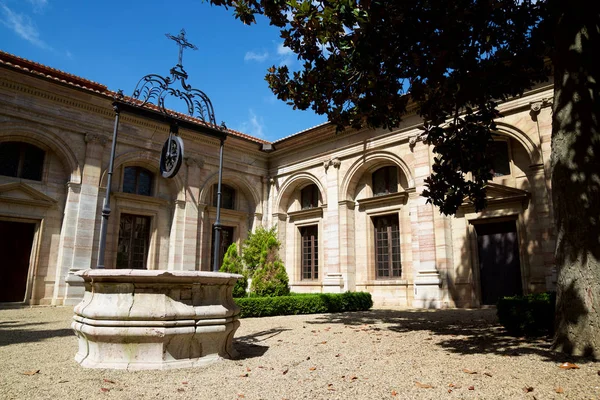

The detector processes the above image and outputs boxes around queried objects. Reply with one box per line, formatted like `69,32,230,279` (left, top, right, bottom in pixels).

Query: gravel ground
1,306,599,400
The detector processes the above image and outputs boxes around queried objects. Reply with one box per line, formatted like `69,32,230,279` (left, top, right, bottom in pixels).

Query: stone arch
0,123,82,184
494,122,542,166
275,172,327,214
101,150,184,201
341,151,414,202
198,171,261,214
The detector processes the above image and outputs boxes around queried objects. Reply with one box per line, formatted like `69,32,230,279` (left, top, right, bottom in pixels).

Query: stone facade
0,51,556,308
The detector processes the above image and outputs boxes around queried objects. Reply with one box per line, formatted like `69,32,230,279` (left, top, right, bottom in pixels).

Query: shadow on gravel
305,309,589,364
0,320,73,347
233,328,290,360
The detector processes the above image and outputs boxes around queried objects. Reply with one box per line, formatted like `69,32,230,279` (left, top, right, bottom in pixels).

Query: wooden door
117,214,151,269
475,220,523,305
0,220,36,302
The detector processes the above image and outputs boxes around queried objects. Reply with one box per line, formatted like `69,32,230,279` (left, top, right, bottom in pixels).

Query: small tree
242,226,278,278
248,231,290,297
219,243,248,298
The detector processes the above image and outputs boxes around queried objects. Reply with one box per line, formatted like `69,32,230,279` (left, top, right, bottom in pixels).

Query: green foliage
207,0,552,215
250,236,290,297
235,292,373,318
497,292,556,337
219,243,248,298
242,226,278,277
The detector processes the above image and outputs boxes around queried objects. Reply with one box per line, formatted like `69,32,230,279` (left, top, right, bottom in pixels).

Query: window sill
363,279,408,286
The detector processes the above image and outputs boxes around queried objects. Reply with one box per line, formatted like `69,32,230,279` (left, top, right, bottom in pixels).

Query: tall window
372,166,398,196
123,166,153,196
117,214,151,269
373,214,401,279
301,225,318,280
213,184,235,210
0,142,45,181
301,184,319,210
489,141,511,177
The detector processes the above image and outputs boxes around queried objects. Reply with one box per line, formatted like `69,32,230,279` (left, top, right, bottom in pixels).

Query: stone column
338,200,356,291
180,157,202,270
322,158,344,293
410,140,442,308
63,133,106,305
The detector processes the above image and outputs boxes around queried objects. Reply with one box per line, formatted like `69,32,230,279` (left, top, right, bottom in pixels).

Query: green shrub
248,231,290,297
219,243,248,298
234,292,373,318
497,292,556,336
242,226,277,277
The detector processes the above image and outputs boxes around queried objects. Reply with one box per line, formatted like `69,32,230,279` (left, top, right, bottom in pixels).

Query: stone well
72,269,241,370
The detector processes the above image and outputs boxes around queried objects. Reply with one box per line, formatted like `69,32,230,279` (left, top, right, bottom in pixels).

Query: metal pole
212,138,225,272
97,104,121,269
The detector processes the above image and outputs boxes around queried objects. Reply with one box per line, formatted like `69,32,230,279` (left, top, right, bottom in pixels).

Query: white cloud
65,50,73,59
0,3,50,49
276,42,294,67
26,0,48,13
238,109,266,139
244,50,269,62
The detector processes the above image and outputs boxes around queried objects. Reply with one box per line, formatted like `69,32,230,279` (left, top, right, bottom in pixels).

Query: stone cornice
287,206,324,222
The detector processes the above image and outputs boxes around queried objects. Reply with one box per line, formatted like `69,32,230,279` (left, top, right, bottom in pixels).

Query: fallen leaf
238,395,245,398
447,389,452,393
335,354,341,357
327,383,333,387
258,366,266,369
309,367,317,371
559,362,579,369
177,388,185,392
463,368,477,374
23,370,40,376
100,388,110,393
182,381,188,385
555,387,564,394
424,337,433,340
58,380,69,384
306,356,310,360
483,372,493,377
240,373,249,378
246,367,251,372
391,390,398,396
103,379,116,384
321,341,327,344
415,381,433,389
468,386,475,390
282,368,289,375
350,376,358,381
523,386,534,393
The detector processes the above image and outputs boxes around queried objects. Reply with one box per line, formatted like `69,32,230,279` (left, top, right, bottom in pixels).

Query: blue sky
0,0,328,142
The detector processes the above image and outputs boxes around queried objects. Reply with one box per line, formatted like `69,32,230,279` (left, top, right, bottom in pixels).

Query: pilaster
322,157,344,292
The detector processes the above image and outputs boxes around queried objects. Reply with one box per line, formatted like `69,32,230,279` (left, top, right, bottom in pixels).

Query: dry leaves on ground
523,386,534,393
555,387,565,394
22,370,40,376
463,368,477,374
559,362,580,369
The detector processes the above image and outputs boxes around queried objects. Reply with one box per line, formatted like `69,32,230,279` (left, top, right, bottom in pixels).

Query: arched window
372,166,398,196
123,166,153,196
213,184,236,210
489,141,511,177
300,184,319,210
0,142,45,181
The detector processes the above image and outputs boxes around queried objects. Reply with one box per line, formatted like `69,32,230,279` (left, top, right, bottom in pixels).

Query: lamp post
96,29,227,272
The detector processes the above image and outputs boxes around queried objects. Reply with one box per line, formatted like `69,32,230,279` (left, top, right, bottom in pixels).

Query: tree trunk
551,1,600,359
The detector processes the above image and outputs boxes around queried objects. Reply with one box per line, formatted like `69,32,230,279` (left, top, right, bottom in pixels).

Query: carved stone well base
72,269,241,370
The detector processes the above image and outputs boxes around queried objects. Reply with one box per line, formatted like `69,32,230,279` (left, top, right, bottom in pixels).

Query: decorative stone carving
323,157,341,171
529,98,553,121
84,133,107,146
72,269,241,370
409,131,428,150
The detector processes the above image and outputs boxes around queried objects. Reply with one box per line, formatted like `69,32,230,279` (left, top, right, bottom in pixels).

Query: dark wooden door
211,226,234,269
475,220,523,305
117,214,151,269
0,220,36,302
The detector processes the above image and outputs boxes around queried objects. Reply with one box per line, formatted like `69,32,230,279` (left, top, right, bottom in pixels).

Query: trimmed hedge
234,292,373,318
497,292,556,336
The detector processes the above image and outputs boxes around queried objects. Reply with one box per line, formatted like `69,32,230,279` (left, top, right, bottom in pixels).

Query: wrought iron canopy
131,29,219,126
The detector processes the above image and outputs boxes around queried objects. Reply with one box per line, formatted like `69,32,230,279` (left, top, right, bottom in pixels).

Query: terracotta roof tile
0,50,269,145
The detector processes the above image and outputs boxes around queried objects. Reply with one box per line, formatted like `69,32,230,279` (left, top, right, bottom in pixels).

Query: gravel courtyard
1,306,599,400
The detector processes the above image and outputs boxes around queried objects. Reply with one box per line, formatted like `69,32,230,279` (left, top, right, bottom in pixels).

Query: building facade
0,51,556,308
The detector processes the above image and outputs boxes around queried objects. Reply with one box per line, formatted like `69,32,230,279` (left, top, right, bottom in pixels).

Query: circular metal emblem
159,135,184,178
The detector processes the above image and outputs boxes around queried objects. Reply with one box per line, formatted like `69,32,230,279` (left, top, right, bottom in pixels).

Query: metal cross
165,29,198,67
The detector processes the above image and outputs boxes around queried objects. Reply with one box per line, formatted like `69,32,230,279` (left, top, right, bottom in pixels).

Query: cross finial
165,29,198,67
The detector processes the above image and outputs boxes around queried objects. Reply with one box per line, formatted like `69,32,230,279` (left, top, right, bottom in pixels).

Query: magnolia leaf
22,370,40,376
559,362,580,369
415,381,433,389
